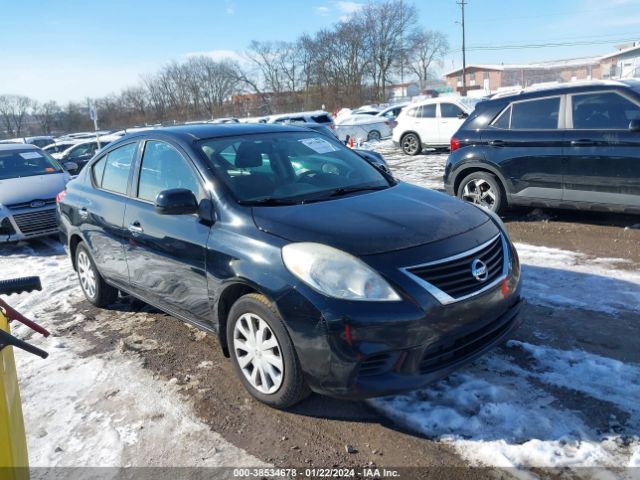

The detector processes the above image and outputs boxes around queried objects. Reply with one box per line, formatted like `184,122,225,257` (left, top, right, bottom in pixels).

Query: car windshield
199,131,391,205
0,149,63,180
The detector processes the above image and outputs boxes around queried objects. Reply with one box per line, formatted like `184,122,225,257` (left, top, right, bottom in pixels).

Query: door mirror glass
63,161,79,174
629,119,640,132
154,188,198,215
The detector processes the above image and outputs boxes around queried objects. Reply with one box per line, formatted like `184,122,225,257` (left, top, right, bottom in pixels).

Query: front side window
440,103,464,118
67,143,95,159
137,141,204,202
510,97,560,129
571,92,640,129
0,149,63,180
199,132,390,204
99,142,137,194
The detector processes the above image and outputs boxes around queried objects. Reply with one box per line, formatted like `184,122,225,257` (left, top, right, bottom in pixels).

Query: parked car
335,115,394,142
0,144,71,242
444,80,640,214
268,110,335,129
393,97,481,155
44,140,82,156
58,124,522,408
52,138,116,171
0,136,55,148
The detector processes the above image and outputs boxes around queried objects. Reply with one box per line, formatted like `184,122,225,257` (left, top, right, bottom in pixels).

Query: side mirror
457,112,469,119
629,119,640,132
63,161,79,174
155,188,198,215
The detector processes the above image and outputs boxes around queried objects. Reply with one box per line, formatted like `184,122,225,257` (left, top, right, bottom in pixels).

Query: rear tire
457,171,505,213
227,293,309,409
367,130,381,142
401,133,421,155
75,243,118,308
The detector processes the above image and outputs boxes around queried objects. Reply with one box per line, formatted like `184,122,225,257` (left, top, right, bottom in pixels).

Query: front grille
358,352,396,377
6,198,56,210
406,235,505,301
420,307,517,374
12,209,57,236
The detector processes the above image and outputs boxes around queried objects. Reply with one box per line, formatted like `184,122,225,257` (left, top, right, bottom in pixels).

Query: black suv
444,80,640,214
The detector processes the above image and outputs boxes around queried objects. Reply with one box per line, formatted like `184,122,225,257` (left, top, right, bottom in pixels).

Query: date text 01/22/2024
232,467,401,478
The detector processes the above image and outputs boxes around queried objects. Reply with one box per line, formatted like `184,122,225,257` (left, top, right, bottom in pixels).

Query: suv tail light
56,190,67,203
450,137,461,152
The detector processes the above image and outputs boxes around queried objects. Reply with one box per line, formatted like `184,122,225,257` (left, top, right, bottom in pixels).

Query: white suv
392,97,481,155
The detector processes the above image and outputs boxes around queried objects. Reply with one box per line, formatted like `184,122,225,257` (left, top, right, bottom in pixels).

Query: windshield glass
0,149,64,180
199,131,390,204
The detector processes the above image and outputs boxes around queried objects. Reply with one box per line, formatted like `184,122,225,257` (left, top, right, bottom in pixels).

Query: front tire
457,171,505,213
401,133,421,155
75,243,118,307
227,293,309,409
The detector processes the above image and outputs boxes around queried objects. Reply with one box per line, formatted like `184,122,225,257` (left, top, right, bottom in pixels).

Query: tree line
0,0,448,139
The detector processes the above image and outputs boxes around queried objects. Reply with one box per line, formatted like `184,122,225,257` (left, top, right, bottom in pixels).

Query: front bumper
0,206,58,243
276,229,523,399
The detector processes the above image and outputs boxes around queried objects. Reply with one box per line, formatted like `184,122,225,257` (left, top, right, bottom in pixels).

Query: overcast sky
2,0,640,103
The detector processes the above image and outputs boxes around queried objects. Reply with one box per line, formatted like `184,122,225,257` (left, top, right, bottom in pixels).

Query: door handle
78,207,89,219
570,139,595,147
128,222,143,235
489,140,505,147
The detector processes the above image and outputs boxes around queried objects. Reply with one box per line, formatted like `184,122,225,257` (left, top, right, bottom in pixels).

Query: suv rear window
311,114,332,123
510,97,560,129
0,149,63,180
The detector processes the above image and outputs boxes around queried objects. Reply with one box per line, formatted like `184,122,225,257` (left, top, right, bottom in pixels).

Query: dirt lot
5,143,640,476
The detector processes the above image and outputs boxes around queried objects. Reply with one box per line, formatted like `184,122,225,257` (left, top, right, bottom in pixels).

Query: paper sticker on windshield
20,152,43,159
299,137,337,154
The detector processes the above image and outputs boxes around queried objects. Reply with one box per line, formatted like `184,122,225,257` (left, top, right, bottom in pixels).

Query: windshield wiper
328,185,389,198
238,197,301,206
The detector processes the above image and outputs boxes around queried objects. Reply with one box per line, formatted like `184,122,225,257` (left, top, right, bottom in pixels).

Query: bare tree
407,30,449,90
363,0,418,101
31,100,61,134
0,95,33,137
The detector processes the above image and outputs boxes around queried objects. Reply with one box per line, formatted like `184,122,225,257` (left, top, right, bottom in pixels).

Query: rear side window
510,97,560,129
440,103,464,118
571,92,640,129
418,104,436,118
98,142,136,194
311,114,332,123
137,141,204,202
492,106,511,129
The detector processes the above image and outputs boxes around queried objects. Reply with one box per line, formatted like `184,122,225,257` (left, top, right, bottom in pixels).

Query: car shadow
502,206,640,228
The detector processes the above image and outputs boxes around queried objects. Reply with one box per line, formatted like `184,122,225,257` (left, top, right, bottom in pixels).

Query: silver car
0,144,71,242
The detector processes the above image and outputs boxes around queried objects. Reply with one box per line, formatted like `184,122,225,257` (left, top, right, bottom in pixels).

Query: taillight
450,137,461,152
56,190,67,203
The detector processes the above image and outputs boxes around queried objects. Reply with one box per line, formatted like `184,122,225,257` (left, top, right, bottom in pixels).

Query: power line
446,35,640,54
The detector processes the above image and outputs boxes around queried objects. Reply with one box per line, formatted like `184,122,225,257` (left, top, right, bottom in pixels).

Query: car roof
489,79,640,101
0,143,40,152
118,123,313,142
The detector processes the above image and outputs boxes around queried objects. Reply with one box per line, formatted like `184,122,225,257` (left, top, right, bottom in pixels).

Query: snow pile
1,240,263,467
370,341,640,468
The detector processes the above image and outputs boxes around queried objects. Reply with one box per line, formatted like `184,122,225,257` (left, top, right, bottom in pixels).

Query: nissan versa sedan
58,124,522,408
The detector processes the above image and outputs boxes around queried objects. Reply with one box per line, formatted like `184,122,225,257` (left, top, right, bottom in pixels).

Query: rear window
0,149,63,180
312,114,332,123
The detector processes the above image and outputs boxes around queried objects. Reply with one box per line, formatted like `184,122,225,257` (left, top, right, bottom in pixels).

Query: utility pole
457,0,467,96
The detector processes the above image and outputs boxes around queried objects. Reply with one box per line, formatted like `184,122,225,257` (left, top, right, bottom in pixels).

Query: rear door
80,141,138,284
123,139,212,323
563,90,640,208
408,104,438,145
438,102,467,144
481,95,566,202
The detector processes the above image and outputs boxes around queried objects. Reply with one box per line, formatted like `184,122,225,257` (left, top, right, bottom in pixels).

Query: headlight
282,243,401,301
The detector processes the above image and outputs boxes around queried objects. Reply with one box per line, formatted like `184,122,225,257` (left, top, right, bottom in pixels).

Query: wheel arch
452,162,509,201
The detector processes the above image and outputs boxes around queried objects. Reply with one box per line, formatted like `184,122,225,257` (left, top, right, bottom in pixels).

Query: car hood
252,182,491,255
0,173,69,206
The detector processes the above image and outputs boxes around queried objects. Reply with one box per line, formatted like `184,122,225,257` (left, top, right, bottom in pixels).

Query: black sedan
58,124,522,408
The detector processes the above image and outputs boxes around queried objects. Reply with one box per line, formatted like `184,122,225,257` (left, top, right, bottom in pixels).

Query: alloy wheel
77,251,97,299
402,134,419,155
233,313,284,394
461,178,497,210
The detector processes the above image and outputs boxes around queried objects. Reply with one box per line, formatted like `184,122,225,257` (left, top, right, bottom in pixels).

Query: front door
123,139,212,323
563,90,640,208
438,102,466,144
